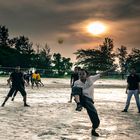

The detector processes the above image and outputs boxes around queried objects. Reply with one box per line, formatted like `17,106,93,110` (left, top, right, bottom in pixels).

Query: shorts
7,86,26,97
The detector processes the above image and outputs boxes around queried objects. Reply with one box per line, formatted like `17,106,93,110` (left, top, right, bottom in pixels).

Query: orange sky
0,0,140,62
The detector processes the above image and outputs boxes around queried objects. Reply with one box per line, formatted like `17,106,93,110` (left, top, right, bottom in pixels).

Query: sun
87,22,106,36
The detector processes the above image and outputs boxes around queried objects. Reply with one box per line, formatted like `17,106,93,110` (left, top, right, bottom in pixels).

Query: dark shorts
7,86,26,97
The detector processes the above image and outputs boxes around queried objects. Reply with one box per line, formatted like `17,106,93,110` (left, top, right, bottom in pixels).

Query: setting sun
87,22,106,36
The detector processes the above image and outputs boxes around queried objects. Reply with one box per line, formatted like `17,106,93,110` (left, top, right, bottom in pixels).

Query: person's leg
123,90,133,112
69,87,73,103
35,80,39,88
11,90,18,101
133,90,140,112
31,79,35,89
74,95,83,111
18,87,30,107
72,87,83,111
40,80,44,86
1,87,16,107
83,98,100,136
68,94,73,103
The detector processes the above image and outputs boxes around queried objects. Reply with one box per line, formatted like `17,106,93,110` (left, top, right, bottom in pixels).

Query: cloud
0,0,140,61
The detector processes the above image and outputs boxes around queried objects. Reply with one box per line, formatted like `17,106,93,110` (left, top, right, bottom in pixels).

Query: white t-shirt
74,74,100,100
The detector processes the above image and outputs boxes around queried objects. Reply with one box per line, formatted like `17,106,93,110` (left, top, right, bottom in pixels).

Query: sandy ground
0,77,140,140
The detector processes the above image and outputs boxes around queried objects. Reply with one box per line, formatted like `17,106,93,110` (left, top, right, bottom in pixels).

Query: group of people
7,70,44,89
2,67,44,107
31,71,44,89
1,66,140,137
69,66,140,136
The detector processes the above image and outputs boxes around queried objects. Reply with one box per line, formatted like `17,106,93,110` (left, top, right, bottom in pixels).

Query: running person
1,66,30,107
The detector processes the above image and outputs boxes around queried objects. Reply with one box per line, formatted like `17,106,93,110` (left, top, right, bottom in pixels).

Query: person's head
15,66,20,72
78,69,89,80
74,67,79,73
35,70,38,74
130,67,136,75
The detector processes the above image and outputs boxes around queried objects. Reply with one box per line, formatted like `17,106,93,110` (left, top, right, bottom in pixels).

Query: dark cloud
0,0,140,61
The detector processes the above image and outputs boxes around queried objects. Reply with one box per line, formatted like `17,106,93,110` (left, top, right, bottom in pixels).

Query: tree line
0,25,140,77
75,38,140,78
0,25,72,77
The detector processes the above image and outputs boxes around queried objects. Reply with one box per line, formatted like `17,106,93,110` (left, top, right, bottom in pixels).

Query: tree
52,53,73,76
117,45,128,79
126,48,140,73
12,36,34,55
0,25,20,67
34,44,52,69
0,25,10,47
75,38,116,72
61,57,73,75
11,36,34,67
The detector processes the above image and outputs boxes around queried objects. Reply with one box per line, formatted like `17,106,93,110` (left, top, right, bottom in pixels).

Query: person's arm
126,83,129,94
7,77,11,85
90,74,101,83
98,67,115,77
70,74,73,87
90,67,115,83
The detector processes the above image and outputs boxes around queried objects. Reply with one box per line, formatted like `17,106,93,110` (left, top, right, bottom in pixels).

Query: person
31,71,38,89
24,71,30,86
1,66,30,107
68,67,80,103
72,68,114,137
36,71,44,87
122,67,140,113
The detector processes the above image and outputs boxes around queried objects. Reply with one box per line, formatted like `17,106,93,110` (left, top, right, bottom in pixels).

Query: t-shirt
32,73,37,79
36,74,41,80
127,74,140,90
10,71,24,87
71,73,79,86
74,74,100,100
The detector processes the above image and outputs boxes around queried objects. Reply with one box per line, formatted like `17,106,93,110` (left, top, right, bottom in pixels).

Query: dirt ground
0,77,140,140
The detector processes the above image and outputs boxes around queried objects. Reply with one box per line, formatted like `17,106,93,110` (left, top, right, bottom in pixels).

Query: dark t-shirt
71,73,79,86
10,71,24,87
127,74,140,90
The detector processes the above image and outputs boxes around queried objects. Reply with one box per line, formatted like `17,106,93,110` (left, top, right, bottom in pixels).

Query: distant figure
72,68,114,137
24,71,30,86
1,66,30,107
68,67,80,103
122,68,140,113
31,71,38,89
36,71,44,87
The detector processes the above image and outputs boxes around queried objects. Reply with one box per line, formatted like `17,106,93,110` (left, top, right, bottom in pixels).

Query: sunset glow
87,22,106,36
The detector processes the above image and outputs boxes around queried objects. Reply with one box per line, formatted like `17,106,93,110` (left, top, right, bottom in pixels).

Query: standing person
68,67,80,103
1,66,30,107
72,68,114,137
122,68,140,113
31,71,38,89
